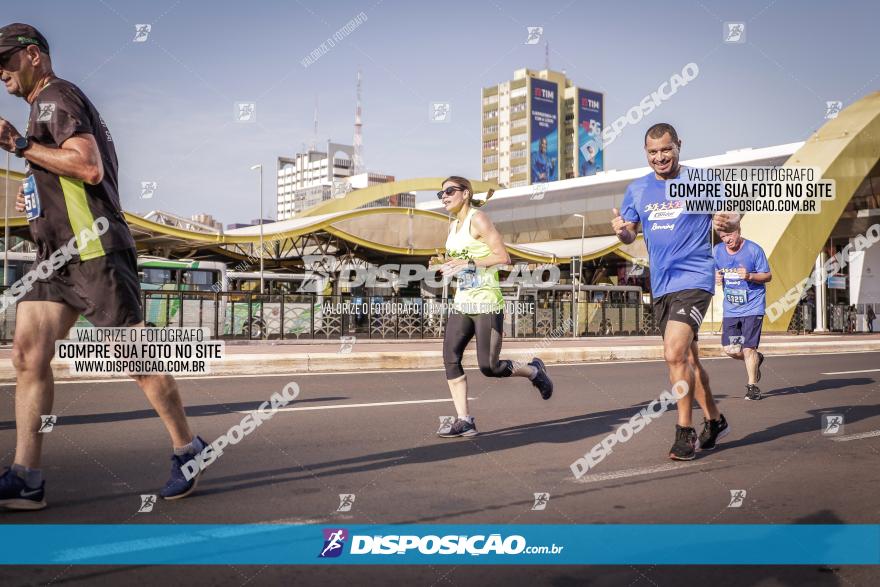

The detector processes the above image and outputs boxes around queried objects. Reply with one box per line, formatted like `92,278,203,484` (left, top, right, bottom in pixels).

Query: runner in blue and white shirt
714,227,772,401
612,122,739,461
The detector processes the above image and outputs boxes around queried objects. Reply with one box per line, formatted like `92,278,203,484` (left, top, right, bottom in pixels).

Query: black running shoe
160,435,208,501
0,467,46,511
669,426,697,461
697,414,730,450
529,357,553,400
438,418,478,438
756,352,765,382
745,384,762,401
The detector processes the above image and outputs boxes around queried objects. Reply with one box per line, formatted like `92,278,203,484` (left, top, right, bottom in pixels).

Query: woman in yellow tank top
435,176,554,438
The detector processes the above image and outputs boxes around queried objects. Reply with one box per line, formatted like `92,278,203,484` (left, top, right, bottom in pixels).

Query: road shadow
721,404,879,450
0,396,349,430
190,398,706,497
763,377,875,398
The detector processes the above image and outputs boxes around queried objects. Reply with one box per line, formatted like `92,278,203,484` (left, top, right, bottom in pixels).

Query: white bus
138,258,326,338
0,254,325,339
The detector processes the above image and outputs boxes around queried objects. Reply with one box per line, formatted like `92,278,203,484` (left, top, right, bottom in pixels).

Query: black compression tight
443,311,513,380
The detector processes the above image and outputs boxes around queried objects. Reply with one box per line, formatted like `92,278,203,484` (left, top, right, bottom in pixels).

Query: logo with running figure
337,493,356,512
298,254,336,293
38,415,57,433
140,181,158,199
821,414,844,435
724,22,745,43
531,492,550,510
646,200,683,221
338,336,356,354
727,489,747,508
318,528,348,558
430,102,451,123
529,182,549,201
235,102,256,123
437,416,456,435
332,180,353,199
627,257,648,278
133,24,151,42
37,102,56,123
524,27,544,45
825,101,843,119
138,494,157,513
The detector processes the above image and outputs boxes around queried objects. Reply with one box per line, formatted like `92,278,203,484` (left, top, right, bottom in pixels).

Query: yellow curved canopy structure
299,177,501,217
724,91,880,332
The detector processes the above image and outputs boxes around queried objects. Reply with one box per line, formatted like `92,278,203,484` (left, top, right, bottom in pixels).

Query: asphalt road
0,351,878,586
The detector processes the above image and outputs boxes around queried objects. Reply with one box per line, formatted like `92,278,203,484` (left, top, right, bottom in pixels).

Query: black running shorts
20,248,144,327
652,288,713,340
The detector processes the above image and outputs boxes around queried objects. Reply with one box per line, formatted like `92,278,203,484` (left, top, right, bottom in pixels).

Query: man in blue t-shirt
612,122,738,462
714,227,772,401
531,137,556,183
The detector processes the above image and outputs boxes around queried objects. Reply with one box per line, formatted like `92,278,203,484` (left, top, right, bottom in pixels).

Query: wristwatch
13,136,31,158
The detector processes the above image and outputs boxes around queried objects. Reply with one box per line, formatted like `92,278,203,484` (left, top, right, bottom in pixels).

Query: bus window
238,279,260,292
142,268,177,290
181,269,218,292
0,266,18,284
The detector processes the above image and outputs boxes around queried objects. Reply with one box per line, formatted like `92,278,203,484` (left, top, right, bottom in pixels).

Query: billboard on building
529,78,559,183
577,88,604,177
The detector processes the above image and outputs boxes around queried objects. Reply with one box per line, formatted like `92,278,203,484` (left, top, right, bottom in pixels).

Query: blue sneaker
160,436,208,501
529,357,554,400
0,467,47,511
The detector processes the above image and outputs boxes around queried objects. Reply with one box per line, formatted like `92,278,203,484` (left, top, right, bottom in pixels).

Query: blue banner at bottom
0,524,877,565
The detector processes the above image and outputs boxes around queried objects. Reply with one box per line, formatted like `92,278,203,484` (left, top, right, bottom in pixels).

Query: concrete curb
1,339,878,382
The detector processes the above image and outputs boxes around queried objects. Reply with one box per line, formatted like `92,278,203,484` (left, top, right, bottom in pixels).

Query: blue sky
2,0,877,225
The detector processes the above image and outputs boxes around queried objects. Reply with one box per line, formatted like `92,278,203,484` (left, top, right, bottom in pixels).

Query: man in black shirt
0,23,206,509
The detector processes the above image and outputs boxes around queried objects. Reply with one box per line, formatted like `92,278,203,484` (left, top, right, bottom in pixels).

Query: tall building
481,68,604,188
276,141,354,219
276,144,413,219
190,213,222,232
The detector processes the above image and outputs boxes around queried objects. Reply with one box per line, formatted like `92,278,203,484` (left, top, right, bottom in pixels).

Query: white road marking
236,397,475,414
820,368,880,375
829,429,880,442
571,461,709,484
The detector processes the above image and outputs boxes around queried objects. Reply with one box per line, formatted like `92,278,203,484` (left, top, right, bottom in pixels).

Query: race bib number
24,175,42,221
456,268,479,290
725,288,747,305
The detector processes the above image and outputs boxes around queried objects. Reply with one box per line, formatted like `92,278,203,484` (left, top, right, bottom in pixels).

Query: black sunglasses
0,47,25,69
436,186,466,199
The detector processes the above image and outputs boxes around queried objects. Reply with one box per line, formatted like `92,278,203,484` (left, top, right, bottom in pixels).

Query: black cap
0,23,50,59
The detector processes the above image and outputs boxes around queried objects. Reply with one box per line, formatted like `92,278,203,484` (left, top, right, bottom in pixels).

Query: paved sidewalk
1,333,878,382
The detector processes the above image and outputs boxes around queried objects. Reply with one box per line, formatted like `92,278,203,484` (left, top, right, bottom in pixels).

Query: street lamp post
573,213,586,337
4,153,10,287
250,164,264,293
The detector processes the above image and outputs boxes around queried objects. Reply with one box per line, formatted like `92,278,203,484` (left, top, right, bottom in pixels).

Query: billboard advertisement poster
530,78,559,183
577,89,604,177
